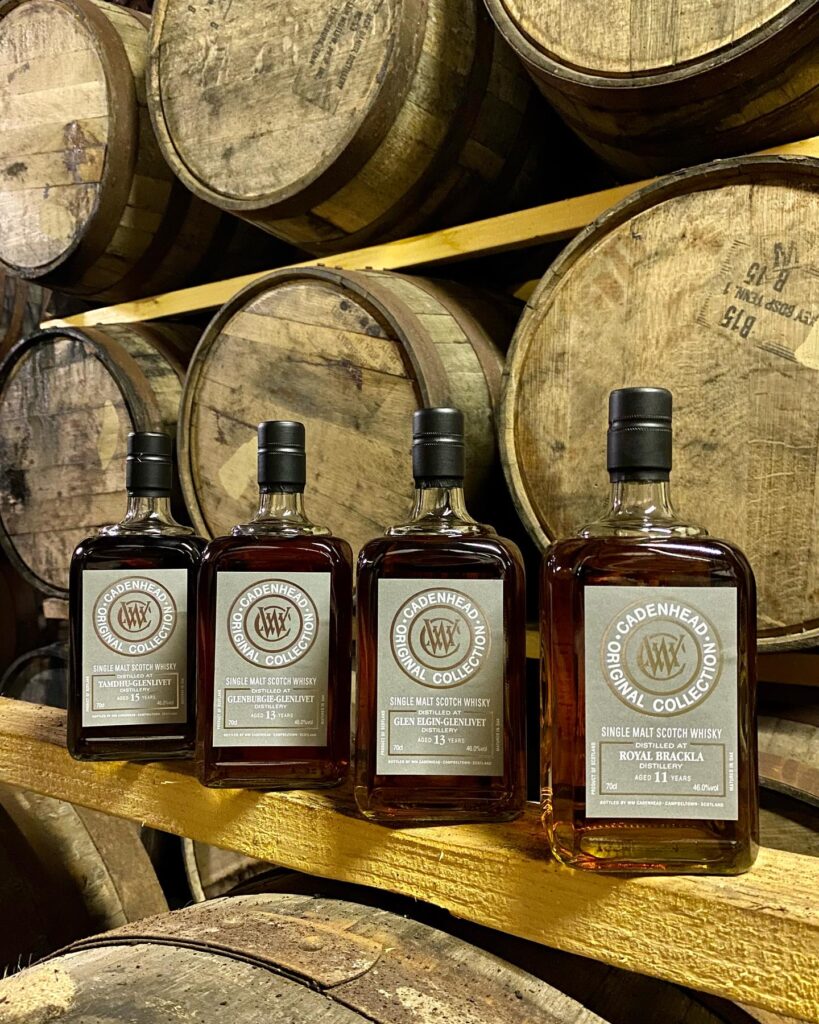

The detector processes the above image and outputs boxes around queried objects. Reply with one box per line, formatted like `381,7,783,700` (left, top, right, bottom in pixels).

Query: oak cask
146,0,573,254
501,156,819,650
0,323,196,595
179,268,513,559
485,0,819,177
0,784,166,970
0,893,610,1023
0,0,284,301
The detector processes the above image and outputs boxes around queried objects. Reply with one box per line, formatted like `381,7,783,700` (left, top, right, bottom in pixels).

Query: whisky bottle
542,387,758,873
355,408,526,823
197,421,353,788
68,432,204,761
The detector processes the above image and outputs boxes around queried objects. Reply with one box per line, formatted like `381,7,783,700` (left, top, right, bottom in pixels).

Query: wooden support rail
42,136,819,329
0,698,816,1020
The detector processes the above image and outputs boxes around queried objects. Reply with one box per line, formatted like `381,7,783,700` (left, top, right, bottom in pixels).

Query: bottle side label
81,569,189,727
212,572,331,748
584,586,739,821
375,579,505,777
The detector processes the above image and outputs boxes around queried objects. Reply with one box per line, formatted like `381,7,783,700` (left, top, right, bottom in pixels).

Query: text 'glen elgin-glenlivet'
355,408,527,824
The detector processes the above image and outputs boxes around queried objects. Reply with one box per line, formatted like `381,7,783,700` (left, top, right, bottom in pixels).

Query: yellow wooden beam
0,698,816,1020
42,136,819,329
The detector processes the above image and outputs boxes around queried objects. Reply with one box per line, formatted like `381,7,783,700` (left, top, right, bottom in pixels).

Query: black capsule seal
126,431,173,497
258,420,306,492
412,407,465,485
607,387,672,481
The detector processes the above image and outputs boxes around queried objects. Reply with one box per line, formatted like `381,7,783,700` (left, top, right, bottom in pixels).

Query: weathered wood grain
501,156,819,650
759,711,819,806
0,0,284,301
0,894,609,1023
486,0,819,176
0,698,816,1020
0,270,49,361
178,268,510,556
0,322,196,595
0,779,166,972
183,838,272,902
147,0,558,254
42,135,819,329
0,641,67,707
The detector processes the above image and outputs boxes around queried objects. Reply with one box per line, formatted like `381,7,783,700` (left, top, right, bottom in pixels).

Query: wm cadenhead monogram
600,598,724,717
390,588,491,687
93,577,177,656
228,579,318,668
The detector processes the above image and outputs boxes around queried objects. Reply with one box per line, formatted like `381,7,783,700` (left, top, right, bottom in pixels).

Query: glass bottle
542,387,758,873
355,408,526,823
68,432,204,761
197,421,353,788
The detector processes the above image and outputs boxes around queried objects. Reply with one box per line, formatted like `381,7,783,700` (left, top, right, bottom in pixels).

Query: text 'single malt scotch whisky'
542,388,759,873
68,432,205,761
355,408,527,823
196,421,353,789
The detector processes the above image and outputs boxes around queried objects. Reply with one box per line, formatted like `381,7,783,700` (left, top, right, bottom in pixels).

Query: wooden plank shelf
41,136,819,330
0,697,817,1021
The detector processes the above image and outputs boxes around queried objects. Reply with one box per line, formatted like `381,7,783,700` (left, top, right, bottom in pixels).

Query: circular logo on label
229,579,318,668
93,577,177,656
600,598,724,717
390,587,490,688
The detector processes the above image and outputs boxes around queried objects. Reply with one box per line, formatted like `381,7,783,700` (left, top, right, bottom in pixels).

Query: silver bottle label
81,569,189,727
376,579,505,777
212,572,331,748
584,586,739,820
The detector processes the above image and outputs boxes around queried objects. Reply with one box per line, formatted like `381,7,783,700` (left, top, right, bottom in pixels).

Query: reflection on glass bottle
68,432,204,761
197,421,352,789
542,388,758,873
356,408,526,824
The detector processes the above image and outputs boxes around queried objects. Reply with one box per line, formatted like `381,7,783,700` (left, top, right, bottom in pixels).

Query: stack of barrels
0,0,817,651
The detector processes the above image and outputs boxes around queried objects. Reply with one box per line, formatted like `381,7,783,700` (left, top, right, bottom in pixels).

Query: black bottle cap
126,431,173,496
412,407,465,483
258,420,306,491
607,387,672,481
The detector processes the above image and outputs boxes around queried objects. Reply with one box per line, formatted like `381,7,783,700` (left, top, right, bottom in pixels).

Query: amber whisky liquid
542,389,758,874
68,534,204,760
197,533,352,788
356,532,526,822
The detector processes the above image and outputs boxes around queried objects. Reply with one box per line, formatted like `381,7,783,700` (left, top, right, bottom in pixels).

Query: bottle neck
124,494,174,524
390,481,482,536
581,474,706,539
606,478,676,522
237,487,327,537
254,488,309,524
103,493,190,536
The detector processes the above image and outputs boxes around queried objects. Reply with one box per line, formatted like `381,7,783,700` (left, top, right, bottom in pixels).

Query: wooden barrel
501,156,819,650
0,323,196,596
0,641,68,708
145,0,573,255
179,268,512,557
0,784,167,971
485,0,819,178
182,839,273,902
0,893,614,1022
0,552,40,675
0,272,50,362
758,702,819,807
0,0,285,302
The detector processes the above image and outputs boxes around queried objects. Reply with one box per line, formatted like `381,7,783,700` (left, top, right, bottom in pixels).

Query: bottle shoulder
71,532,205,570
202,532,353,571
544,533,755,587
358,531,523,578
